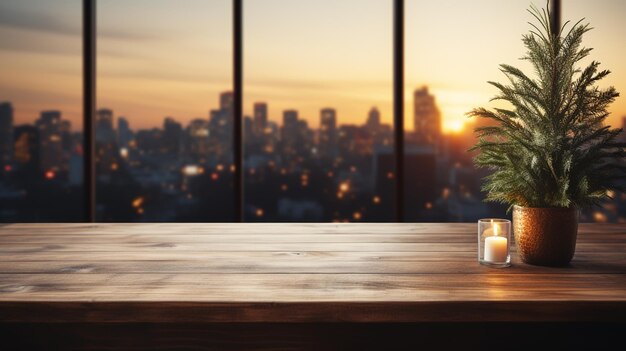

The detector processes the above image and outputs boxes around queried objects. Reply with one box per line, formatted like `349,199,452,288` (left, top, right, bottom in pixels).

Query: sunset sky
0,0,625,133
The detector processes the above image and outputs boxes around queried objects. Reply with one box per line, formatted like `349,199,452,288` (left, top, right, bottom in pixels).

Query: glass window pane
566,0,626,222
0,0,83,222
406,0,626,222
405,0,530,221
244,0,394,222
97,0,233,221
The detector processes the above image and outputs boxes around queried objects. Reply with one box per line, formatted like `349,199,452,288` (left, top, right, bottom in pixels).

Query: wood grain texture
0,223,625,323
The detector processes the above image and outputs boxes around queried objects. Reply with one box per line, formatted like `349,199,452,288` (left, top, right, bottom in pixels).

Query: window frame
81,0,562,222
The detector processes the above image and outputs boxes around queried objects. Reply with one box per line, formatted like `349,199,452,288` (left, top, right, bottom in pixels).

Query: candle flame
494,222,499,236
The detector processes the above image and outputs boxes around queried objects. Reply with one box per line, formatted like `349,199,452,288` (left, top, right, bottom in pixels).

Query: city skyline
2,1,626,132
2,84,624,223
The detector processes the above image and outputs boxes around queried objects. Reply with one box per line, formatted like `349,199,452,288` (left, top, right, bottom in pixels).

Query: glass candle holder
478,219,512,268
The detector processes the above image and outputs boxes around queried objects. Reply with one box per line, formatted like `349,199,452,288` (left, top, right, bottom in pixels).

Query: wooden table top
0,223,625,323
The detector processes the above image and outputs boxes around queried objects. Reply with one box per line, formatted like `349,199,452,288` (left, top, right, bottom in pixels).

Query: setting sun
442,119,466,134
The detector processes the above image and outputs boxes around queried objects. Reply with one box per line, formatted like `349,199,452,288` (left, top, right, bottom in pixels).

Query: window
404,0,530,221
1,0,624,223
243,0,394,221
96,0,233,221
405,0,626,222
565,0,626,222
0,0,83,221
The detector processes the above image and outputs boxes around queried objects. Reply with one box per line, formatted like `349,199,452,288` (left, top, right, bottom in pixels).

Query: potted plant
469,3,625,266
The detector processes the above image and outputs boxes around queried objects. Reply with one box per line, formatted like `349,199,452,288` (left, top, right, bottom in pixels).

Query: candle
484,222,508,263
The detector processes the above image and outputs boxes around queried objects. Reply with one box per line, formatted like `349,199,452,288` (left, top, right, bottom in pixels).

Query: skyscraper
163,117,183,155
0,102,13,167
35,111,63,172
220,91,234,112
209,108,231,160
366,107,381,131
282,110,298,150
96,109,116,143
187,118,210,159
253,102,268,138
283,109,298,126
60,120,72,152
319,108,337,158
95,109,118,173
413,86,441,146
117,117,133,148
243,116,253,140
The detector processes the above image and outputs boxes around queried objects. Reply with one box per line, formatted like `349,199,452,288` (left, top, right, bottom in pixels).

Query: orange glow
593,211,608,223
44,170,55,180
339,182,350,193
442,187,450,200
182,165,204,176
4,1,626,132
211,173,219,181
132,197,144,208
372,196,381,204
353,212,362,220
442,119,465,134
256,208,264,217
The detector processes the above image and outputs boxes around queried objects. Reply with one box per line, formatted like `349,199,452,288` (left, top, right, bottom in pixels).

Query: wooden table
1,223,625,350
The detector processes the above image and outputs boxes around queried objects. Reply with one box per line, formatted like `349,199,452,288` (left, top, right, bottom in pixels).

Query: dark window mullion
233,0,244,222
393,0,405,222
83,0,96,222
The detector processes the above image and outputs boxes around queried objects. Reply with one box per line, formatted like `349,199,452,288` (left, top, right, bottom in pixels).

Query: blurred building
187,118,210,161
35,111,64,172
0,102,13,167
117,117,133,149
253,102,268,138
243,116,252,138
13,125,39,171
220,91,233,112
366,107,381,131
59,120,72,153
208,92,235,161
96,109,116,144
338,125,372,157
282,109,299,156
95,109,120,176
319,108,337,158
162,117,183,155
413,86,441,146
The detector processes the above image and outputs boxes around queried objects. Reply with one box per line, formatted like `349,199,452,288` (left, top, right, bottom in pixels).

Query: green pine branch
468,2,624,209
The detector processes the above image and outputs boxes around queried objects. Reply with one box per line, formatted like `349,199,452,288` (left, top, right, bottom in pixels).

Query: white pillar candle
484,235,508,263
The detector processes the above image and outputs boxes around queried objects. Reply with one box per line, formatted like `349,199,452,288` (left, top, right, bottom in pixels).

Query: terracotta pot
512,205,579,266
